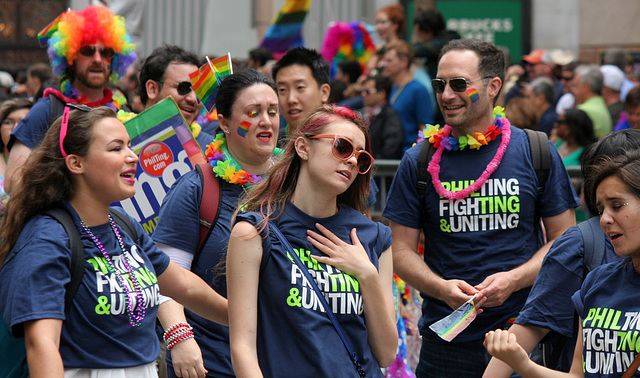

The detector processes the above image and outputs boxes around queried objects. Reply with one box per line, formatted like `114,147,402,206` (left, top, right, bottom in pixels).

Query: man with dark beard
5,5,136,194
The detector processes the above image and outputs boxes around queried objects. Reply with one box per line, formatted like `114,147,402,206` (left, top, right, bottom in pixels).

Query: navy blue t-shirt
153,170,242,377
572,260,640,377
0,203,170,369
237,202,391,377
383,125,580,342
516,224,619,370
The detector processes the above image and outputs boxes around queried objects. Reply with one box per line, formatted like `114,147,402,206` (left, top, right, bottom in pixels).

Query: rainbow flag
429,294,479,342
465,88,480,103
260,0,312,58
189,54,233,113
37,9,69,47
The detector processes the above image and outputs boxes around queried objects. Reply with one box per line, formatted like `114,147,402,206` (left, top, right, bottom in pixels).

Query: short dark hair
582,129,640,215
625,85,640,110
585,149,640,216
367,75,393,102
248,46,274,67
138,44,200,105
440,39,506,99
337,60,362,84
414,9,446,35
215,69,276,118
272,47,330,87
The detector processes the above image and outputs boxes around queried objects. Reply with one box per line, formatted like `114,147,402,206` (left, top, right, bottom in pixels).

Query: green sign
437,0,524,62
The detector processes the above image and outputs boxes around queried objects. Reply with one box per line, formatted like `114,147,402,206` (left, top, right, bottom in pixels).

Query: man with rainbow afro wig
5,5,136,194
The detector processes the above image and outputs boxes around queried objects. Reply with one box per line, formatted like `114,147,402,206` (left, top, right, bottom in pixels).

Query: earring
223,129,230,134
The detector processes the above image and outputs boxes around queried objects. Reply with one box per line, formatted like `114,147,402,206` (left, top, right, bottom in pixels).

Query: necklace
80,215,146,327
204,132,283,187
426,107,511,200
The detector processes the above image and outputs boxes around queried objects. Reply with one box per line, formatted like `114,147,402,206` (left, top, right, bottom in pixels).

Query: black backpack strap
579,216,606,274
42,208,84,312
194,163,222,269
416,140,436,201
524,129,551,198
109,207,140,245
48,94,66,127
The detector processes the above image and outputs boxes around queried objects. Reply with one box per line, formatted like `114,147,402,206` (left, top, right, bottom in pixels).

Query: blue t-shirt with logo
516,224,620,371
236,202,391,377
153,169,242,377
572,260,640,377
383,125,580,342
0,202,170,369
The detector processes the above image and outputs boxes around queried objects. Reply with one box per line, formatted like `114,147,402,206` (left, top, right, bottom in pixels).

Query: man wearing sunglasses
5,5,136,194
139,45,213,152
383,39,579,377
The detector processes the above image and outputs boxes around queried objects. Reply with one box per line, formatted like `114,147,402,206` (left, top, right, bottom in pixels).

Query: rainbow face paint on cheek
237,121,252,137
466,88,479,103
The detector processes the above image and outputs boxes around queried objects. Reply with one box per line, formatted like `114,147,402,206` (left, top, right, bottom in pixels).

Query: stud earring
223,129,230,134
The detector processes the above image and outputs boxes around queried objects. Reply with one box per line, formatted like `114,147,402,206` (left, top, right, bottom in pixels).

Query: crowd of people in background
0,2,640,378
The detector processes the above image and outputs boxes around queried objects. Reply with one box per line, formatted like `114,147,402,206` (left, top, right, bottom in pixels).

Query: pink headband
60,106,71,158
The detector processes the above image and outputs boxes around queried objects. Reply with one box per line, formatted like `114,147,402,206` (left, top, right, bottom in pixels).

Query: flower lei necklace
204,132,283,187
425,107,511,200
80,216,146,327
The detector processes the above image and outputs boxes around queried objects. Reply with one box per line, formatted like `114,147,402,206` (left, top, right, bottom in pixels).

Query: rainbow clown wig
38,5,136,97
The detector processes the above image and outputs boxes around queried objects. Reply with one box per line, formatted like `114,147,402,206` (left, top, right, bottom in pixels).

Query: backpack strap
109,207,140,245
42,208,84,312
48,94,66,127
523,129,551,198
416,140,436,201
194,163,222,268
578,216,606,274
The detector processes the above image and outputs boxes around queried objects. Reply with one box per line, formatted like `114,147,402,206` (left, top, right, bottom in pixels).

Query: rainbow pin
466,88,480,103
237,121,251,137
429,294,479,342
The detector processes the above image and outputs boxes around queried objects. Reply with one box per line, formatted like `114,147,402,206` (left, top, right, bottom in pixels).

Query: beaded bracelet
167,333,195,350
163,322,192,343
165,328,194,345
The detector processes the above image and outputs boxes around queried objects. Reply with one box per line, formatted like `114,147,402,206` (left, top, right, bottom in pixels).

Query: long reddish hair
238,104,372,226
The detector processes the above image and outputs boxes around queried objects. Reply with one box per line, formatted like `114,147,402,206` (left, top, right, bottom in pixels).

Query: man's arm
5,141,32,195
475,208,576,307
390,221,478,310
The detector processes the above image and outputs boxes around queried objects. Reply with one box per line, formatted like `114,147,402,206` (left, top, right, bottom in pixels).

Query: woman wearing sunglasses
227,105,397,377
0,106,227,378
152,69,281,378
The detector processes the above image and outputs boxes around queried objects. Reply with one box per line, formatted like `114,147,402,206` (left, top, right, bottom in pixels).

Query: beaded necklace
80,215,146,327
424,107,512,200
204,132,283,187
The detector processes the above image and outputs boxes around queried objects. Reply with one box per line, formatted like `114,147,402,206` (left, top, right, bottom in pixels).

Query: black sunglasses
78,45,115,60
432,77,493,94
160,81,193,96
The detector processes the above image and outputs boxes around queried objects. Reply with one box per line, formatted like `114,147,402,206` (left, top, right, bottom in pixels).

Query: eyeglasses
431,77,493,94
361,88,377,95
160,81,193,96
60,103,92,158
78,45,115,60
308,134,374,174
1,119,19,128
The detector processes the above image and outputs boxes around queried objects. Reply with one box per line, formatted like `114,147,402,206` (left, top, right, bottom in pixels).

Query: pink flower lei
426,107,511,200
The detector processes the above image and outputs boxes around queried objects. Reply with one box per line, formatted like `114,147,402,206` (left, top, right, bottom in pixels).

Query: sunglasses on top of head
308,134,374,174
159,81,193,96
78,45,115,60
431,76,493,94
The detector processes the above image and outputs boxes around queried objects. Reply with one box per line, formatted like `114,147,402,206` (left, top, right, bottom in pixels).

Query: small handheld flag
37,9,70,47
429,294,479,342
189,54,233,113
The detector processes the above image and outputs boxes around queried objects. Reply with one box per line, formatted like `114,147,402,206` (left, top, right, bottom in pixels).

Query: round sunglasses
309,134,374,174
160,81,193,96
431,76,493,94
78,45,115,60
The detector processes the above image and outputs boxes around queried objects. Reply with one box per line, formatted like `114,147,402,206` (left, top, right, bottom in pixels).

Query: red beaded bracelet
167,332,195,350
163,322,192,343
